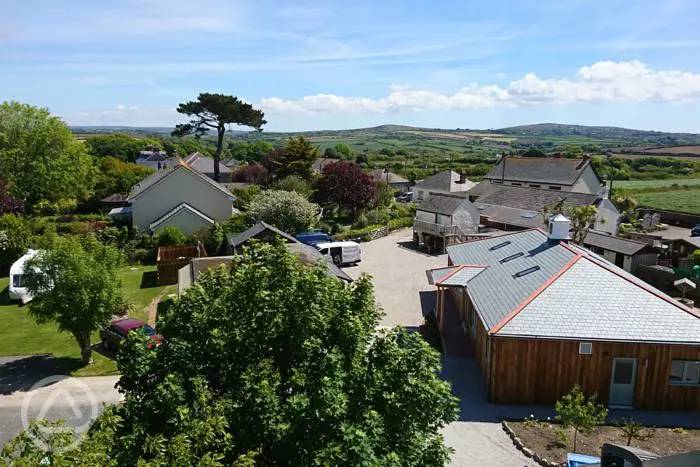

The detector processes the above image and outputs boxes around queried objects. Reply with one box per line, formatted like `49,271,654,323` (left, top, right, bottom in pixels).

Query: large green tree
173,93,266,182
262,136,319,180
0,101,97,210
85,133,160,162
94,156,154,198
24,235,123,364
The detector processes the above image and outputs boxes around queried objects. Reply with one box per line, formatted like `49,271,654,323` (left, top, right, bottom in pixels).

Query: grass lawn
0,265,175,377
615,178,700,189
633,188,700,215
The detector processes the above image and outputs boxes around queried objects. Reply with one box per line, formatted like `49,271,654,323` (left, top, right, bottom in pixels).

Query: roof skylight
489,240,511,251
500,252,524,263
513,265,541,278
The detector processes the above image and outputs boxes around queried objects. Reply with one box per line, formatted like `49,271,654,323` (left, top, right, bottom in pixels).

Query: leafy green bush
0,214,33,271
272,175,313,197
155,226,188,247
248,190,319,234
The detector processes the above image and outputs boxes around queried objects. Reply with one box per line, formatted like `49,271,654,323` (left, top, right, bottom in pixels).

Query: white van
315,241,361,266
9,249,40,304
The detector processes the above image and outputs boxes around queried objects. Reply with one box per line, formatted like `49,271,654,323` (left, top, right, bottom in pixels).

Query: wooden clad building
428,224,700,411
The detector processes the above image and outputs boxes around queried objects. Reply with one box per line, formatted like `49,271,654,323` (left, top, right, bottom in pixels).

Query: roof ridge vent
500,252,524,263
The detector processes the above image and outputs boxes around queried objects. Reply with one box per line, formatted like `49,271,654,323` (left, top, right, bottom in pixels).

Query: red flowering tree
317,161,377,214
0,179,22,214
232,163,269,185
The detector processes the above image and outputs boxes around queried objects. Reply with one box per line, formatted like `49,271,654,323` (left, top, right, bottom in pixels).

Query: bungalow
583,231,658,274
428,216,700,411
413,193,480,254
123,160,237,235
482,156,605,195
135,149,171,170
368,169,410,192
469,183,620,235
412,170,475,202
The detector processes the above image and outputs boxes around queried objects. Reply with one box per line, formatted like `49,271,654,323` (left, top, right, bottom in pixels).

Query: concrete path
0,374,121,447
345,228,446,328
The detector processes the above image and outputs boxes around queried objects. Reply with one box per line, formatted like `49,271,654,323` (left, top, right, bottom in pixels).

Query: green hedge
334,216,413,242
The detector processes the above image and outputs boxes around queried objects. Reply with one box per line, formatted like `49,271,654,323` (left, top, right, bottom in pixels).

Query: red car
100,318,163,351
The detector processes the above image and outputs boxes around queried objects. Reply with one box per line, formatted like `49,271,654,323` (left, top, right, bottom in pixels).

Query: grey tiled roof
439,266,487,286
426,266,459,285
474,203,545,229
227,221,297,248
447,230,576,329
498,255,700,343
414,170,474,191
183,152,231,174
149,203,215,231
475,184,599,211
418,193,470,215
583,231,653,256
225,222,352,282
128,162,234,200
484,157,593,185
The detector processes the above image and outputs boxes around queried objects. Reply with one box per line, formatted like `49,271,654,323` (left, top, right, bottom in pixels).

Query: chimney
459,171,467,184
548,214,572,242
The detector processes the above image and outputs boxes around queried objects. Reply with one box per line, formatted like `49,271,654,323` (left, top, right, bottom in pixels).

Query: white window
670,360,700,385
579,342,592,355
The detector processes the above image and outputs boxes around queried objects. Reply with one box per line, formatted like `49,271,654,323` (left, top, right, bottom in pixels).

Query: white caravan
9,249,40,304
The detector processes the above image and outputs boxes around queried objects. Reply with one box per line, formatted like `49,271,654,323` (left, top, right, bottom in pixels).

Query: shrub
248,190,319,234
272,175,312,197
0,214,33,271
156,226,188,247
555,385,608,452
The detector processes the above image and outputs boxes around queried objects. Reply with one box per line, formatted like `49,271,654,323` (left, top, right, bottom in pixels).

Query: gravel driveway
344,228,446,328
343,229,533,466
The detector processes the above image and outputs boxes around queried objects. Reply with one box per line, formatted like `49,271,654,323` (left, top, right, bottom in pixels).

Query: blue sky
2,0,700,132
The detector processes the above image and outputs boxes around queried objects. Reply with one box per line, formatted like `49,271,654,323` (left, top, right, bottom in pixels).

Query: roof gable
415,170,474,191
128,161,234,201
149,202,215,231
484,157,595,186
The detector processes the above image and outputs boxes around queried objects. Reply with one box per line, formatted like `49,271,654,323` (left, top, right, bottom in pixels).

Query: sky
2,0,700,132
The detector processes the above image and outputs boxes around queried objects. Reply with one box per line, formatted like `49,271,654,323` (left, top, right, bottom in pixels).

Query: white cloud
261,60,700,113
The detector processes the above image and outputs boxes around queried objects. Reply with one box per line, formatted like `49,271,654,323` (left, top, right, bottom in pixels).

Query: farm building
412,170,475,202
123,159,237,235
413,193,480,254
428,219,700,411
482,156,605,195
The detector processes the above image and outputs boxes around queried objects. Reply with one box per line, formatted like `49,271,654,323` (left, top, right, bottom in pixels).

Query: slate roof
137,151,168,162
498,254,700,343
446,230,576,330
417,193,470,215
182,152,231,174
226,221,297,249
368,169,409,184
426,266,459,285
475,184,599,212
226,222,352,282
583,231,654,256
474,203,545,229
438,265,487,286
444,229,700,343
149,203,215,231
128,160,234,201
484,157,594,186
414,170,475,191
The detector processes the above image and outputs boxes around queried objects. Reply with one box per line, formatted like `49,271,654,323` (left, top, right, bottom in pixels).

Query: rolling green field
632,189,700,215
0,265,175,376
615,178,700,189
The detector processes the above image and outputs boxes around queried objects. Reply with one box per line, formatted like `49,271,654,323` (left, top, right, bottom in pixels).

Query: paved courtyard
343,229,534,466
345,228,447,328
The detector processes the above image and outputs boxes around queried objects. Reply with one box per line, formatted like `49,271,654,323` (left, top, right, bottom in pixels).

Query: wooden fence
156,243,207,286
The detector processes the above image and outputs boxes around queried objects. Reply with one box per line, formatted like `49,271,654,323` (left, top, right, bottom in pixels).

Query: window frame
669,360,700,386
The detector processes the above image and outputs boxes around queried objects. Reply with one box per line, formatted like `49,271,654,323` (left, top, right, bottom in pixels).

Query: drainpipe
501,156,507,184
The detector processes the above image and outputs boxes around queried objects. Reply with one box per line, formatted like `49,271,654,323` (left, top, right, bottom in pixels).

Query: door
609,358,637,408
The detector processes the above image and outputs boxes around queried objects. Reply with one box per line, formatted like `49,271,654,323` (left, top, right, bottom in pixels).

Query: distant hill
496,123,700,142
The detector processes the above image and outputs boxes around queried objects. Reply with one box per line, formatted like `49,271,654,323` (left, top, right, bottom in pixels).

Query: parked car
316,241,362,266
8,249,41,304
100,318,162,351
296,229,333,246
691,224,700,237
395,191,413,203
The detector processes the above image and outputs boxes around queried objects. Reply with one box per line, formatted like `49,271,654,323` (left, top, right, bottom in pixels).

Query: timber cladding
488,336,700,411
